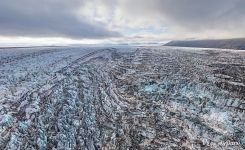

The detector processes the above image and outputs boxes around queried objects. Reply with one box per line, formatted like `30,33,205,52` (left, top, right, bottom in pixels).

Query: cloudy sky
0,0,245,45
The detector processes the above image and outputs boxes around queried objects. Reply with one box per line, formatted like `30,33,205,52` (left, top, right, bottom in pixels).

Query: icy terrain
0,46,244,149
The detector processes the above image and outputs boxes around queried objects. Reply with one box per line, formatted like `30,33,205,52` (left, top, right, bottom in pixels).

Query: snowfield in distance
0,46,244,149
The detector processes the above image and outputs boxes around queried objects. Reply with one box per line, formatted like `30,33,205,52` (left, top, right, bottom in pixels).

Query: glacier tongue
0,46,244,149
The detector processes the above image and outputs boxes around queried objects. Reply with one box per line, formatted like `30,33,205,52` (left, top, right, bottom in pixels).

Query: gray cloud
0,0,120,39
119,0,245,38
156,0,245,31
1,0,245,40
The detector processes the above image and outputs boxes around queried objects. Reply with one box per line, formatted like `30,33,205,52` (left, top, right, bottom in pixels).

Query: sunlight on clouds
77,0,167,36
1,0,245,45
0,36,107,47
77,0,113,26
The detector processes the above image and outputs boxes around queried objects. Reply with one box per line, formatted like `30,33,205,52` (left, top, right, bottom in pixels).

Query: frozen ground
0,46,244,149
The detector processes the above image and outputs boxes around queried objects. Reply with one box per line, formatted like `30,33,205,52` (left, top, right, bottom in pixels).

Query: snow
0,46,244,149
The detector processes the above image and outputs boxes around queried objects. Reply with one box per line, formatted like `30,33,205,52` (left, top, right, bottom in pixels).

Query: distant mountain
164,38,245,50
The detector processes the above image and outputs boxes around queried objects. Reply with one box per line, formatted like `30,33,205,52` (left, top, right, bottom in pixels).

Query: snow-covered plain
0,46,244,149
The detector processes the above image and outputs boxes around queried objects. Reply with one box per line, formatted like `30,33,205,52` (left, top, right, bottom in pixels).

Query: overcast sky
0,0,245,45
